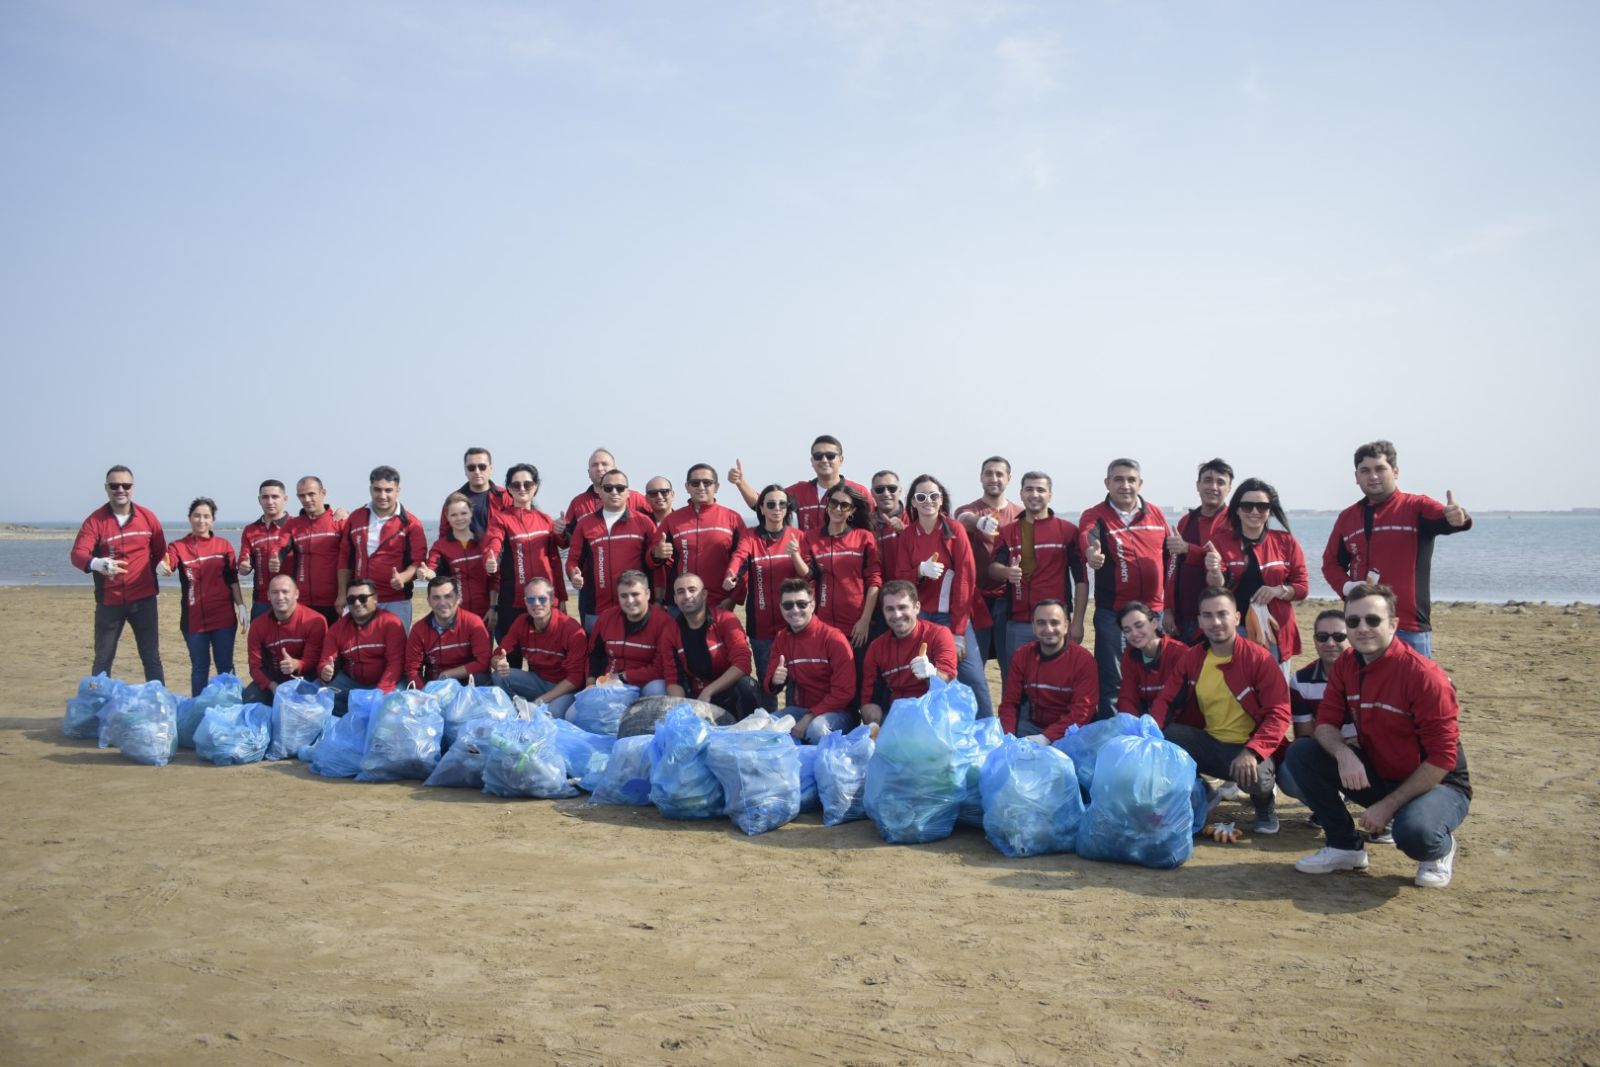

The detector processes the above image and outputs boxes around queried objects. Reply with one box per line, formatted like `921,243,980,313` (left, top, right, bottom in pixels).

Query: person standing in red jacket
1321,440,1472,659
897,473,991,718
1204,478,1309,671
70,465,167,683
798,484,881,651
722,484,806,687
284,476,347,623
728,435,872,536
1152,587,1291,835
437,447,511,540
316,578,406,715
1288,583,1471,888
652,463,744,613
1164,458,1234,644
242,573,328,702
483,463,565,643
237,479,293,619
419,493,498,619
998,600,1098,742
766,577,859,743
157,496,247,695
567,469,657,630
338,465,427,631
955,456,1023,674
403,575,493,688
990,471,1088,686
1079,457,1172,718
858,581,959,726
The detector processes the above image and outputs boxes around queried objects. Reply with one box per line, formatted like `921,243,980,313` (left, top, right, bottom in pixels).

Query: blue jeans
920,611,993,718
380,600,413,630
1284,737,1468,860
1002,619,1035,688
1396,629,1433,658
182,627,237,696
788,708,856,744
750,638,777,711
250,601,271,620
495,669,576,720
1094,606,1158,719
1011,700,1045,738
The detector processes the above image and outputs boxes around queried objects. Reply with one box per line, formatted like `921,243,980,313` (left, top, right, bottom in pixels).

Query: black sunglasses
762,500,789,510
827,499,855,510
1345,614,1386,630
811,451,839,461
465,463,489,472
345,593,372,605
687,478,716,488
872,484,898,495
106,482,133,491
508,480,536,489
645,488,673,497
1314,632,1349,644
780,599,811,611
1237,501,1272,513
600,484,629,494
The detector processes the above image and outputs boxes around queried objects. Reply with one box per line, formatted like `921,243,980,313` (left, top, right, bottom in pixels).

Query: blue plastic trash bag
705,731,801,835
64,673,126,739
1076,720,1198,869
179,673,243,749
864,679,979,844
649,706,724,819
958,715,1006,828
815,724,875,826
1054,712,1148,799
98,681,179,766
423,677,463,710
267,680,333,760
194,702,272,766
306,690,380,778
570,682,640,736
356,690,444,782
551,718,616,792
589,735,654,805
441,682,515,750
423,718,496,788
482,716,576,798
796,744,820,813
979,738,1085,857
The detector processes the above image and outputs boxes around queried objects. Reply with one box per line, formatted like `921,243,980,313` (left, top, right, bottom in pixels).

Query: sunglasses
465,463,489,472
646,488,673,497
913,491,942,503
508,480,536,490
762,500,789,510
1345,614,1387,630
600,484,630,494
827,500,854,510
872,484,898,495
524,594,552,604
345,593,372,606
106,482,133,491
1315,632,1349,644
1237,500,1272,513
687,478,716,488
780,600,812,611
811,451,839,461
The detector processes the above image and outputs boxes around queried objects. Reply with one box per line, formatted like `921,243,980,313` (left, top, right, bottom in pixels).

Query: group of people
72,437,1474,886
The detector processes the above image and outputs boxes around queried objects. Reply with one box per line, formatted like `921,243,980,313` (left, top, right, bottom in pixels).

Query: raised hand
553,510,569,537
1443,489,1468,528
727,458,746,487
567,567,585,591
655,532,674,561
1203,540,1222,575
770,655,788,686
1084,532,1105,570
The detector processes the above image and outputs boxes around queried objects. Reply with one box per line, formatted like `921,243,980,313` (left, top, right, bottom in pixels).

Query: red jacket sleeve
566,521,591,579
246,616,272,691
928,624,959,681
820,627,857,714
70,514,99,572
1243,646,1292,760
1047,650,1099,742
1285,537,1310,599
719,613,754,675
1315,657,1350,733
946,522,976,638
998,648,1025,735
561,625,589,688
862,533,883,588
406,518,428,571
763,630,789,694
404,622,427,688
301,614,328,677
1411,663,1462,771
465,615,492,675
858,640,884,707
1149,647,1197,729
1321,517,1351,594
492,613,528,661
1116,648,1140,715
147,508,168,577
378,616,406,691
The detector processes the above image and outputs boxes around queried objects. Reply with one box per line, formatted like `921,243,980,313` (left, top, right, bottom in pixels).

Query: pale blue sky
3,1,1595,522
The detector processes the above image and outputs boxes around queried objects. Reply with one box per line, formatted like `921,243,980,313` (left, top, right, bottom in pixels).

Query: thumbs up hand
1443,490,1468,528
771,655,788,686
1203,540,1222,575
1084,532,1105,570
553,510,569,537
727,458,746,487
654,532,674,561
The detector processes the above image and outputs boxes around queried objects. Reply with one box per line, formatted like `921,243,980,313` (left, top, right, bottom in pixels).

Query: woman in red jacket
896,473,990,717
421,493,496,619
723,484,805,688
158,497,246,695
1204,478,1308,673
798,484,881,649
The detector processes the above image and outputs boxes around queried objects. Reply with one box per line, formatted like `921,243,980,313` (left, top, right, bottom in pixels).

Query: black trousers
92,596,164,683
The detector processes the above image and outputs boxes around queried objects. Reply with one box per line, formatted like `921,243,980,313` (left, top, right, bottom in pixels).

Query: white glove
976,515,1000,535
235,603,249,628
1026,732,1050,747
1341,580,1362,597
89,557,121,576
910,655,933,680
156,560,173,577
918,559,945,580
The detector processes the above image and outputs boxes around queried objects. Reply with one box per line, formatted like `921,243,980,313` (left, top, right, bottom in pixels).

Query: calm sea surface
4,513,1596,604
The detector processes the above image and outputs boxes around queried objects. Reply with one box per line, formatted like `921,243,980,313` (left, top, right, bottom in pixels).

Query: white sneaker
1294,846,1370,875
1218,781,1244,801
1414,835,1456,888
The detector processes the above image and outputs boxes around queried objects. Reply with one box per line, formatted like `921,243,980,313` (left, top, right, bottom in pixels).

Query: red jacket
437,482,512,540
426,535,495,618
240,517,294,606
284,509,346,609
787,477,871,536
588,606,676,686
1077,498,1171,613
567,509,657,618
247,604,328,692
1210,526,1309,661
1165,506,1231,637
318,610,406,690
872,511,909,582
343,506,428,605
726,526,806,641
164,533,239,634
667,608,753,698
860,618,959,708
1317,639,1470,795
1321,490,1472,633
1117,639,1194,725
803,527,882,635
405,610,492,687
999,640,1098,741
895,516,978,638
993,512,1086,623
484,507,567,614
561,486,654,545
495,610,588,688
955,497,1023,627
766,617,857,714
71,503,167,606
652,502,745,601
1151,636,1291,761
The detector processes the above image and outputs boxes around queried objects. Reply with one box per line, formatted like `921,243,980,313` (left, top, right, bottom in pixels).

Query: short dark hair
1032,599,1067,618
188,496,217,517
981,456,1011,474
616,569,650,591
1116,600,1155,626
1315,608,1347,627
427,574,458,595
686,463,717,483
1354,440,1398,468
105,465,133,482
880,579,918,604
811,435,843,453
1343,582,1397,619
672,572,706,593
506,463,539,485
347,577,378,597
258,479,286,493
872,470,899,484
369,465,401,485
779,577,811,597
1197,586,1237,611
600,469,629,486
463,447,491,463
1019,470,1052,490
1198,458,1234,482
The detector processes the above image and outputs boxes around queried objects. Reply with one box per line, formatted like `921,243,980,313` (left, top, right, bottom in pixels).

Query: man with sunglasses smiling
567,470,658,631
869,470,910,585
729,435,870,536
1288,583,1471,888
652,464,745,615
317,578,406,715
555,449,653,542
489,577,587,719
1276,608,1362,827
72,465,167,682
766,577,858,743
438,447,511,540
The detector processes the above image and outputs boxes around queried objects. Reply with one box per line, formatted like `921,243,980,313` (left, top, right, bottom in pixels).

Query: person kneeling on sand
1287,583,1471,888
857,581,958,728
585,570,674,696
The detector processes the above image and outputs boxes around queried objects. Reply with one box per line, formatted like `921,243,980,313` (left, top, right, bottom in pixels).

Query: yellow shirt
1196,650,1254,744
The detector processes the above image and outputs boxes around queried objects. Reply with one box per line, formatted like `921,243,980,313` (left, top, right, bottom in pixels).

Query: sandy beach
0,586,1595,1065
